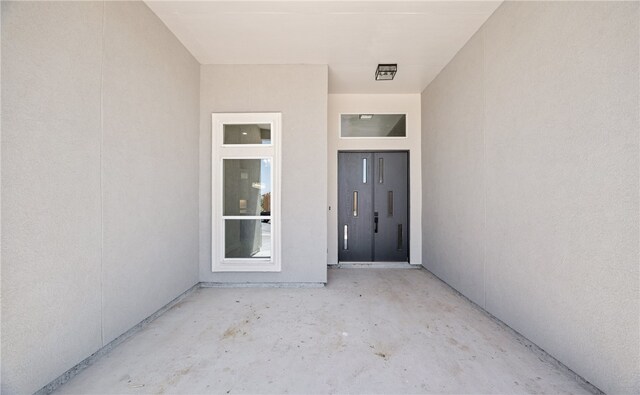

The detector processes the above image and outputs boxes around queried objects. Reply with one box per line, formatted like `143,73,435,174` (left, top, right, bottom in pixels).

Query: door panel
338,152,373,261
338,151,408,262
373,152,409,261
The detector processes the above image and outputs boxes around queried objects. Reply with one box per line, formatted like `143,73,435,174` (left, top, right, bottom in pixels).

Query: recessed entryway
338,151,409,262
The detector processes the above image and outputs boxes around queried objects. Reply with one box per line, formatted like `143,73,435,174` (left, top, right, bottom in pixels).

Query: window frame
212,113,282,272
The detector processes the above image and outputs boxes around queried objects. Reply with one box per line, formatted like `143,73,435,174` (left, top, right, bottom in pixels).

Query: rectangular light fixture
375,64,397,81
359,114,373,120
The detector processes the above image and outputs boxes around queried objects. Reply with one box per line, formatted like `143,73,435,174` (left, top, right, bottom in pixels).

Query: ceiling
145,1,502,94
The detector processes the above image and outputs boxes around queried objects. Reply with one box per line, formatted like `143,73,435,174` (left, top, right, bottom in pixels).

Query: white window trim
212,113,282,272
338,112,409,139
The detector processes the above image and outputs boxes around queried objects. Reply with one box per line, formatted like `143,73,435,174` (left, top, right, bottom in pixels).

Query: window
212,113,281,272
223,124,271,145
340,114,407,138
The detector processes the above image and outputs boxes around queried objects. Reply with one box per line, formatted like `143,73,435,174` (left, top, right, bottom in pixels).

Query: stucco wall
199,65,328,283
1,3,104,393
100,0,200,345
1,2,200,393
421,2,639,394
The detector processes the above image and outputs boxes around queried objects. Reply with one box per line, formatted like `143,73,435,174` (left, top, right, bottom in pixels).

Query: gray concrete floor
57,269,595,394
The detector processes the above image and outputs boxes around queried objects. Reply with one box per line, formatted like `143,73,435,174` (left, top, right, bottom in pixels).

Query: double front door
338,151,408,262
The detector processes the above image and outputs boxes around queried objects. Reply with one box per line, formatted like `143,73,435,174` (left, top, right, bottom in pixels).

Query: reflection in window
223,158,272,259
223,159,271,216
225,220,271,259
340,114,406,138
223,124,271,145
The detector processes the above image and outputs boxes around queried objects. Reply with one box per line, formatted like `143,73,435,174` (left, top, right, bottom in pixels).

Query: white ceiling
145,1,502,94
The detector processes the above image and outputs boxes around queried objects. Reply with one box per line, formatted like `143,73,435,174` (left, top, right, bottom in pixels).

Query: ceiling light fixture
375,64,397,81
359,114,373,120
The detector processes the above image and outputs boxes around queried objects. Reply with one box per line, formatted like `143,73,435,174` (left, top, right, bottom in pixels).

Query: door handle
374,211,379,233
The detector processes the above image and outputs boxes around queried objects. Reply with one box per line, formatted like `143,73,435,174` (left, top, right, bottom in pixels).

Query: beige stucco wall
199,65,328,283
421,2,639,393
1,1,200,393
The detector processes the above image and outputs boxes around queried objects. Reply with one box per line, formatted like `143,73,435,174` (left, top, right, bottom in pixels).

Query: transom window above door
223,124,272,145
340,114,407,138
212,113,281,272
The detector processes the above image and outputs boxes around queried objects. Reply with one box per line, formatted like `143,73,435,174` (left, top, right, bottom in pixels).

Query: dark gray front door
338,151,408,262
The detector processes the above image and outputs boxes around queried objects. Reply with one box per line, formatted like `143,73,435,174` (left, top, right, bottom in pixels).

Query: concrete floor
57,268,595,394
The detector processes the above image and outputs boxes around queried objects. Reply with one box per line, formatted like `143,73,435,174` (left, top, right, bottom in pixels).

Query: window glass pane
224,124,271,145
340,114,406,137
223,159,271,216
225,219,271,259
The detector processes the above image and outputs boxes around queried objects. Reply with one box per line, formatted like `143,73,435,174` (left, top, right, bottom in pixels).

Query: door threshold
332,262,419,269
